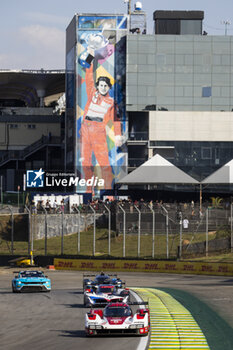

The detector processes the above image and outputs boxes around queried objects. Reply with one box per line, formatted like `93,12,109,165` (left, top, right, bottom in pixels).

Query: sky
1,0,233,70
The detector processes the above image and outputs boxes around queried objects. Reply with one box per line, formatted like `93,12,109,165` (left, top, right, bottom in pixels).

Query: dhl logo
144,263,159,270
183,265,195,271
58,261,74,268
165,264,177,270
81,262,95,268
102,263,116,269
123,263,138,269
201,265,213,272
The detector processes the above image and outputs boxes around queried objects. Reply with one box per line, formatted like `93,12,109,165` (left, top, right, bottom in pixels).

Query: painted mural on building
76,15,127,193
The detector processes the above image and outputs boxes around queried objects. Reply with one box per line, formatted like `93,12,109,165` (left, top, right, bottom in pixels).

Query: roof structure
202,159,233,184
0,70,65,107
118,154,199,185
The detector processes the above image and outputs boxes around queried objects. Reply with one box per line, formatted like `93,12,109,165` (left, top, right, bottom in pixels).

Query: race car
85,301,150,336
8,256,35,267
12,270,51,293
83,272,125,291
84,284,130,307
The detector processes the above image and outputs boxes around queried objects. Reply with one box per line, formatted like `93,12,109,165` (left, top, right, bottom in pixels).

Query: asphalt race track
1,269,233,350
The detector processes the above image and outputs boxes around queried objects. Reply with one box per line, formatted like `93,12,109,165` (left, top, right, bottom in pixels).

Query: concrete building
126,11,233,188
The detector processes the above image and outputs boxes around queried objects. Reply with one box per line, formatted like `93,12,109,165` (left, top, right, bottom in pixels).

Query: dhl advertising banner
54,258,233,277
76,15,128,193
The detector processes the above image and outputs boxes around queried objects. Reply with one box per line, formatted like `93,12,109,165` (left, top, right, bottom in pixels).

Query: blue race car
12,270,51,293
83,272,125,292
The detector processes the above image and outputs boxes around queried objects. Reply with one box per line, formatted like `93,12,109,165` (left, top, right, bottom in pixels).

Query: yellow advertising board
53,258,233,276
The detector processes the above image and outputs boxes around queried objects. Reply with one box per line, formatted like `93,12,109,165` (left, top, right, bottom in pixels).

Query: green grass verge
158,288,233,350
0,226,228,260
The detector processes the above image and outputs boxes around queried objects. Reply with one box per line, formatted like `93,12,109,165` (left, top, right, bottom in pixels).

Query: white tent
202,159,233,184
118,154,199,185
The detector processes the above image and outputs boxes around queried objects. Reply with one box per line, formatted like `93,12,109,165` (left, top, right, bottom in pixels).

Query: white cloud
23,12,69,26
20,25,65,53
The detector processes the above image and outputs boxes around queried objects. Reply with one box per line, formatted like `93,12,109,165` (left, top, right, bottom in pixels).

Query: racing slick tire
12,285,18,293
83,297,90,308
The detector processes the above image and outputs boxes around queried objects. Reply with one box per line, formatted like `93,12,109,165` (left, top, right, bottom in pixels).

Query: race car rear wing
13,271,45,274
88,301,149,309
83,273,118,277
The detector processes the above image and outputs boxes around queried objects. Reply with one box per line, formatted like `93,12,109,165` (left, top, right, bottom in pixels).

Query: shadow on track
58,330,86,338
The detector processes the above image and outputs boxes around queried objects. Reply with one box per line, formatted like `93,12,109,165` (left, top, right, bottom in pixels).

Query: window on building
27,124,36,129
201,147,212,159
202,86,212,97
9,124,18,129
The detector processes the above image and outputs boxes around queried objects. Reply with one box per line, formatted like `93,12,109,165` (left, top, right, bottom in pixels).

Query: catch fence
0,203,232,259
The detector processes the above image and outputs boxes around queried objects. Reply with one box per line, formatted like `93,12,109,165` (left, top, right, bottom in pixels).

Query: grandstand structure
0,69,65,191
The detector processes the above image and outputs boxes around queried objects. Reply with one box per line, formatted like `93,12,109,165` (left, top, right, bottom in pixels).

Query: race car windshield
20,271,44,278
104,307,132,317
95,277,110,283
98,286,115,293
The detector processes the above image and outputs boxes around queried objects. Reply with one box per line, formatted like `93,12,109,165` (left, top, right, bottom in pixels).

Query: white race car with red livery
85,301,150,336
84,284,130,307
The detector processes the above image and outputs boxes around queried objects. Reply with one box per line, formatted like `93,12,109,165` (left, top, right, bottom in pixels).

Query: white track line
130,290,149,350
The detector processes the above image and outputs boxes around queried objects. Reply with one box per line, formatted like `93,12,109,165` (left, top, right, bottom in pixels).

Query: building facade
126,32,233,184
66,14,129,194
64,10,233,197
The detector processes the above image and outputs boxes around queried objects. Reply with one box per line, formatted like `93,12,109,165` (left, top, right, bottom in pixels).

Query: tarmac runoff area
0,269,233,350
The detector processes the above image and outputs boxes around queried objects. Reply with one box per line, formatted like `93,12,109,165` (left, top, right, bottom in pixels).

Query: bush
215,225,231,239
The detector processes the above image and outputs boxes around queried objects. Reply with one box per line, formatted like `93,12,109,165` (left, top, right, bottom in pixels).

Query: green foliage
215,225,231,239
210,196,223,208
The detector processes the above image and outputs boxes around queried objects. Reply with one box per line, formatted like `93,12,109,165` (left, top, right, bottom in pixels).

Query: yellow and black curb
132,287,210,350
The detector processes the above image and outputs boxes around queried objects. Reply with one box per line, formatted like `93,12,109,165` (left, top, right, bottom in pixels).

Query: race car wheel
83,297,88,307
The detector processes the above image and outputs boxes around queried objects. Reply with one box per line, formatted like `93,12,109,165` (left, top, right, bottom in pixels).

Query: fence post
41,206,48,255
0,175,3,206
118,204,126,258
61,211,64,255
179,212,183,259
150,208,155,259
206,208,209,257
7,206,14,255
231,203,233,253
161,205,169,259
25,205,31,256
103,204,111,256
134,205,141,258
74,208,81,253
89,205,96,256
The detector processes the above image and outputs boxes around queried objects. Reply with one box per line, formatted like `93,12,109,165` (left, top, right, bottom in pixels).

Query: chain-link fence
0,202,232,259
